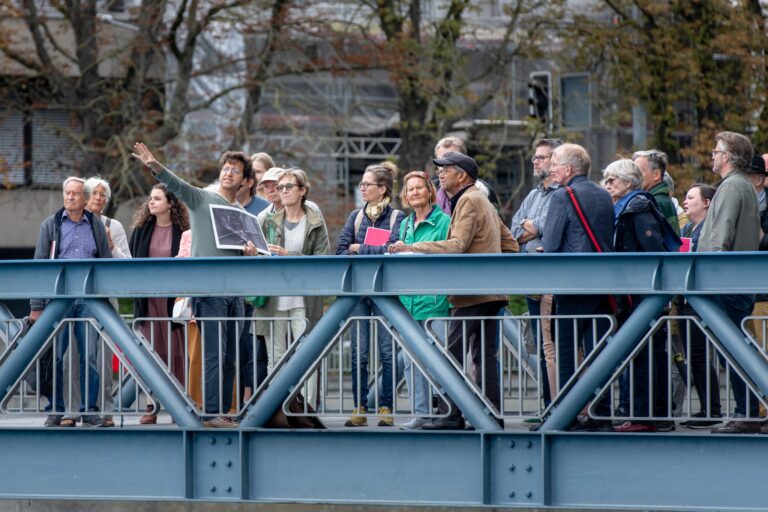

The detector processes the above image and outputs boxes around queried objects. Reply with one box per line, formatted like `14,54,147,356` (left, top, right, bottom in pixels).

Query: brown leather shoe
711,420,761,434
139,413,157,425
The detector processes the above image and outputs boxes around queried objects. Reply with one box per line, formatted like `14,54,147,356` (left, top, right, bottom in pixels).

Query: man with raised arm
132,142,259,428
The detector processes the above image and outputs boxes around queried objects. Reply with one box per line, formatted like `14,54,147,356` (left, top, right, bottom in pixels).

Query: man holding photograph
132,143,259,427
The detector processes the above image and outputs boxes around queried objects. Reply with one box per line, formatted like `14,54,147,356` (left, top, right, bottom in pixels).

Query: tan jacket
413,186,519,308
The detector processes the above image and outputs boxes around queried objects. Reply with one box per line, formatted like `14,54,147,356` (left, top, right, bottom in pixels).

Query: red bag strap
565,186,603,253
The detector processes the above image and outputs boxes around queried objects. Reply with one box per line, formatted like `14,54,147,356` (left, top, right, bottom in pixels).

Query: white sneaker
400,417,430,430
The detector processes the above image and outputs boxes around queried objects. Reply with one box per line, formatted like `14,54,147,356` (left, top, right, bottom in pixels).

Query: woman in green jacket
391,170,451,429
253,168,329,407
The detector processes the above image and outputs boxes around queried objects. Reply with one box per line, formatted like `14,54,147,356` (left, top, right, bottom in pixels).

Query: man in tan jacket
390,152,518,429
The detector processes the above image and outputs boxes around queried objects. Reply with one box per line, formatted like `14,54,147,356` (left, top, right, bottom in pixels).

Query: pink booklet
364,227,391,246
679,237,691,252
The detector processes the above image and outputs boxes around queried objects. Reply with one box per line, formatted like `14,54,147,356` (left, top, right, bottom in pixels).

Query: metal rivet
526,491,532,498
210,461,216,467
226,486,232,493
210,486,216,493
209,438,216,445
225,437,232,445
526,441,532,448
509,492,516,498
509,465,515,472
226,460,232,468
526,465,532,472
509,441,515,448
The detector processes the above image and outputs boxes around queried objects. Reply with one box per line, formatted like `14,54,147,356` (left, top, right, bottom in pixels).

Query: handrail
2,252,768,299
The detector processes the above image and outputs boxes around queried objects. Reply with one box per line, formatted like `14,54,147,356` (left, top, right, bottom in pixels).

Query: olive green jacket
252,205,329,336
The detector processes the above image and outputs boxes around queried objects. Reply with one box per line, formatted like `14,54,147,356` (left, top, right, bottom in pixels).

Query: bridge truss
0,253,767,509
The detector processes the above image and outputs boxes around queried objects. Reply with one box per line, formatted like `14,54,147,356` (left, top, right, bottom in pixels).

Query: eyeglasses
604,177,616,185
276,183,298,192
712,149,727,158
91,191,108,198
531,155,551,163
435,166,457,176
359,181,378,189
221,166,242,175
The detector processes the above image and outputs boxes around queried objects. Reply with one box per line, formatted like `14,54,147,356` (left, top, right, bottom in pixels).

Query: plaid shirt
510,182,560,253
58,210,98,259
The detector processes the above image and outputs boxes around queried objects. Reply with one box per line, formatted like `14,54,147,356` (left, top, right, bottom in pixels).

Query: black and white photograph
209,204,270,254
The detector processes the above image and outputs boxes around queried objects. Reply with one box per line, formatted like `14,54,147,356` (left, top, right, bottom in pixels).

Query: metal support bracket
240,296,361,427
372,296,501,431
86,298,201,428
540,295,669,431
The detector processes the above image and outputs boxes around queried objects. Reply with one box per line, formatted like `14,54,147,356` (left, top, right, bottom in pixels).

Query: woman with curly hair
129,183,190,424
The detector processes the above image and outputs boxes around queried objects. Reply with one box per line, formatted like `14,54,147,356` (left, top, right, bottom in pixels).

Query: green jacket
397,205,452,320
253,205,330,335
648,181,680,236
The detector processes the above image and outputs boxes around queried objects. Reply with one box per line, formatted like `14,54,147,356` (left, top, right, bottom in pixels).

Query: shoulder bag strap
565,186,603,253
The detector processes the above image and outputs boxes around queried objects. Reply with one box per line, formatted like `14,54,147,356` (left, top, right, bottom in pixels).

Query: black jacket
129,217,183,319
760,188,768,251
614,193,668,253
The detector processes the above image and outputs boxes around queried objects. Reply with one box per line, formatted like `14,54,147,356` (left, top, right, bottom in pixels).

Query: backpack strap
388,209,400,231
353,209,364,242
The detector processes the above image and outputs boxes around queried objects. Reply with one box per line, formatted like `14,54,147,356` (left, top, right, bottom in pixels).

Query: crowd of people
25,129,768,433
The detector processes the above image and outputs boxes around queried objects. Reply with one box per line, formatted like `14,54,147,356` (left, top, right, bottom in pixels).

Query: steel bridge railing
2,253,768,433
3,254,768,509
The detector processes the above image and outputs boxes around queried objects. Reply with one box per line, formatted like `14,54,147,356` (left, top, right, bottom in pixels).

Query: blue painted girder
1,428,766,510
3,252,768,299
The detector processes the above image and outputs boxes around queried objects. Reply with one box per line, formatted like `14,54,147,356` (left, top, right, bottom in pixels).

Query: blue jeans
51,300,99,413
350,298,393,410
194,296,244,416
403,319,447,415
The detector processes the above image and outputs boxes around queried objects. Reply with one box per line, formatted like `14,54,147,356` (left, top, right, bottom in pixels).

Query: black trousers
553,295,612,417
438,300,506,417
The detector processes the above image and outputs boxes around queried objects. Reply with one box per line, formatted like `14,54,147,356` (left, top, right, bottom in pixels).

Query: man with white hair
30,177,111,427
541,143,615,431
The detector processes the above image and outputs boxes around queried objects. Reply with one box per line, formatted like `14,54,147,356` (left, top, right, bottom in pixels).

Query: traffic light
528,72,551,125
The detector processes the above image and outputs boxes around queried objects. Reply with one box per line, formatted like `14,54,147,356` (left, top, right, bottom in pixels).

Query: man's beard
534,169,549,182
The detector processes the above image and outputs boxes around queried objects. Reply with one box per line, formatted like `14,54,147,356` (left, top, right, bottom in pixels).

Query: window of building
0,109,83,187
560,73,591,128
0,110,25,186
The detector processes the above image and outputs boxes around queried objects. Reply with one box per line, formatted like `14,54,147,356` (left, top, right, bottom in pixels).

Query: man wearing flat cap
390,151,518,430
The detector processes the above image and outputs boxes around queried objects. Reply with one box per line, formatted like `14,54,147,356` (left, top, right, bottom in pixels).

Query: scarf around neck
365,197,391,222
